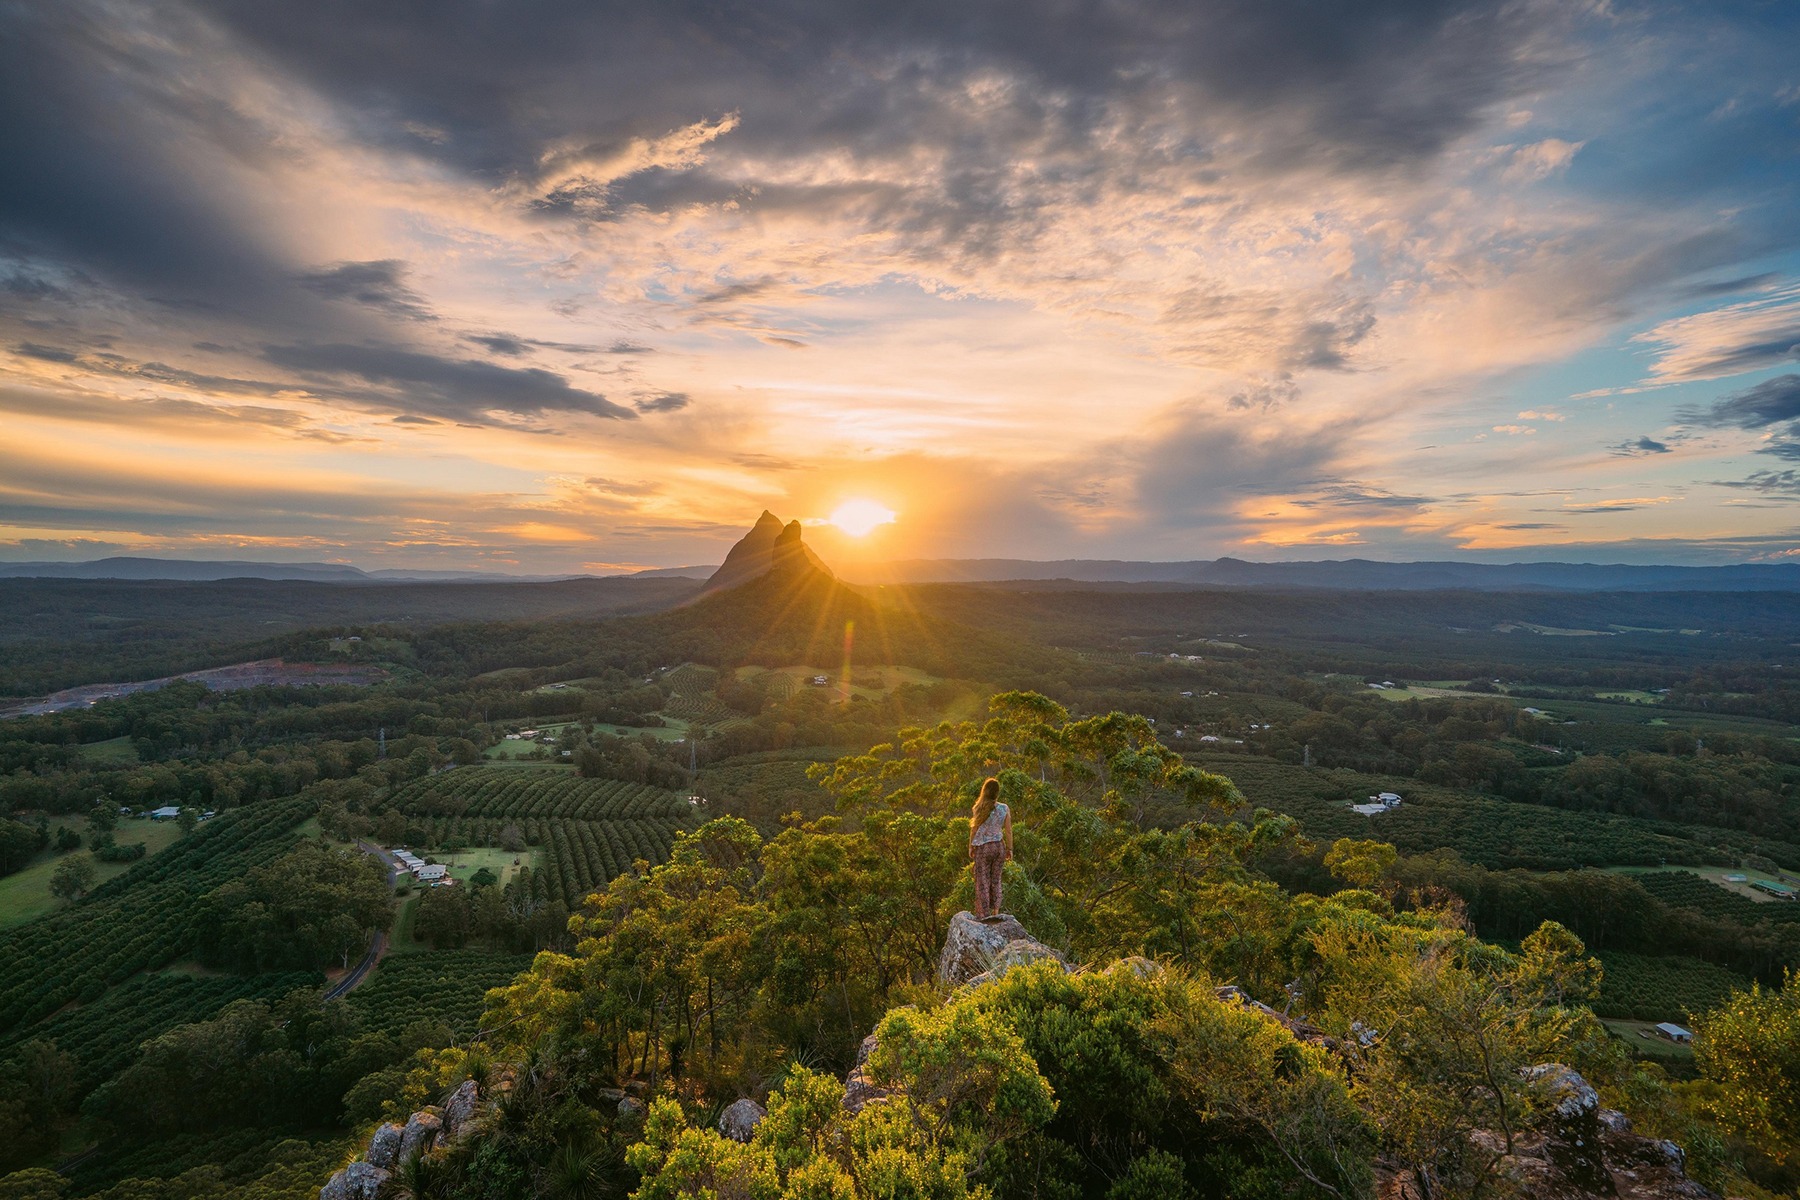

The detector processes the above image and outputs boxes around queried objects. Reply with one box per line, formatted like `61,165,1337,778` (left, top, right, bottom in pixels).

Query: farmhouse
148,805,182,820
1351,793,1404,817
415,863,448,882
1654,1023,1692,1044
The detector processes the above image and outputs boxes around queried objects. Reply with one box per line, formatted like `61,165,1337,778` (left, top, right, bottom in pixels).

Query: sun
827,499,897,537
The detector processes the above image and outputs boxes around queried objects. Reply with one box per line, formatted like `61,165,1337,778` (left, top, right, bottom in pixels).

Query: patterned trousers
972,842,1006,917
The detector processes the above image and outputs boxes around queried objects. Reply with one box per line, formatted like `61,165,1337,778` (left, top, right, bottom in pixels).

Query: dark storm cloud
260,343,637,421
298,260,435,321
634,392,690,413
183,0,1577,247
0,5,293,308
1684,374,1800,429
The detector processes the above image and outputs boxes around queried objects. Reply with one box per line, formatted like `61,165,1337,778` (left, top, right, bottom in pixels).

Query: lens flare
827,499,896,537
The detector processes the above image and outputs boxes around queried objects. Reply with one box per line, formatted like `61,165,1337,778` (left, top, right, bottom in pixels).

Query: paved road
323,839,403,1000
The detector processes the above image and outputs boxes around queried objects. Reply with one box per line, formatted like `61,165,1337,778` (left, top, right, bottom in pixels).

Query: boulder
1525,1062,1609,1193
319,1161,389,1200
1381,1067,1720,1200
440,1078,480,1141
938,912,1065,987
618,1095,647,1120
365,1121,404,1170
399,1110,442,1164
719,1097,766,1142
843,1032,891,1114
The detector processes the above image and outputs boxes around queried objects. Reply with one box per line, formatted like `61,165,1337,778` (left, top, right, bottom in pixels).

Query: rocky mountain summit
703,510,835,593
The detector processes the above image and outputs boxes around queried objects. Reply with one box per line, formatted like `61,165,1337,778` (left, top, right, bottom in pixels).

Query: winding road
323,839,403,1000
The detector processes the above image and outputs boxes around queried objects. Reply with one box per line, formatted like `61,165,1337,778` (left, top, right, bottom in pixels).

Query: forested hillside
0,577,1795,1198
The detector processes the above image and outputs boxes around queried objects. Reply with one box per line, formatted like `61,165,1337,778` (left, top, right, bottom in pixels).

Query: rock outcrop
400,1110,443,1163
937,911,1067,988
318,1160,388,1200
842,1032,890,1114
703,511,835,593
719,1097,767,1142
1378,1066,1717,1200
440,1079,480,1141
321,1080,487,1199
364,1121,403,1171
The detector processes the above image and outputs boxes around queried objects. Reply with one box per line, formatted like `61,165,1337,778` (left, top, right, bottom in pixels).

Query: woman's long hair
970,777,1001,833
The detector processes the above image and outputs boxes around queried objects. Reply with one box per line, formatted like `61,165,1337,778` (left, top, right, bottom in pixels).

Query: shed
149,806,182,820
1752,880,1796,900
1654,1023,1692,1044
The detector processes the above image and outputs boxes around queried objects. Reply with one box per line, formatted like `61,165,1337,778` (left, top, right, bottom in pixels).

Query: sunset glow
1,2,1797,572
827,501,898,539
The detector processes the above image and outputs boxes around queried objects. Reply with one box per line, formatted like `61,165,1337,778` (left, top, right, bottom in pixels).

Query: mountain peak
703,512,835,592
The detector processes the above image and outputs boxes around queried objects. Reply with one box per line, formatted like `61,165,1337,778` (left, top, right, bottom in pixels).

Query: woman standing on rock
969,777,1012,921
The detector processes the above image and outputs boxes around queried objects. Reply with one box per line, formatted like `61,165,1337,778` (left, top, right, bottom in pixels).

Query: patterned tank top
971,802,1008,846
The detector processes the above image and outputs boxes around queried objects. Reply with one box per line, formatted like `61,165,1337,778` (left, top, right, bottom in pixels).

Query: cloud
1492,424,1537,435
298,260,435,321
1501,137,1584,184
1290,483,1436,511
1634,287,1800,383
1683,373,1800,429
634,391,690,413
1227,378,1300,412
14,342,77,363
1717,469,1800,497
260,342,637,421
1610,435,1672,455
1516,409,1565,421
466,334,529,356
1556,496,1679,514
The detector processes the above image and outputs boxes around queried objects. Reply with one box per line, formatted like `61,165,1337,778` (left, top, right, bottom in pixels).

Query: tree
413,884,474,949
48,854,96,901
0,819,47,875
176,808,199,835
196,842,394,970
1311,919,1603,1200
1691,972,1800,1169
1325,838,1398,891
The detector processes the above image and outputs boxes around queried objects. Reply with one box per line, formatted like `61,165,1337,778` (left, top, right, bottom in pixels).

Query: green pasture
591,719,692,742
0,817,187,928
484,722,581,760
1603,1019,1695,1061
434,845,535,887
75,736,139,766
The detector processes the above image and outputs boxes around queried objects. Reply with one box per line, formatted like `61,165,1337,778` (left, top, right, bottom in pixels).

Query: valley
0,518,1797,1197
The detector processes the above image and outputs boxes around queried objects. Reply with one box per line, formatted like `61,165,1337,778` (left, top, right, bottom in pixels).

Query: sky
3,0,1800,574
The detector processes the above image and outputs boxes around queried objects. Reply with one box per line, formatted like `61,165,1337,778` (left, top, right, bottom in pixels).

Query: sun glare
828,499,897,537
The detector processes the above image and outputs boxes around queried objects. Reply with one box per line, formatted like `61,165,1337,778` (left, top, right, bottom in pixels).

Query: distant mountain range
6,553,1800,592
838,557,1800,592
0,557,591,583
